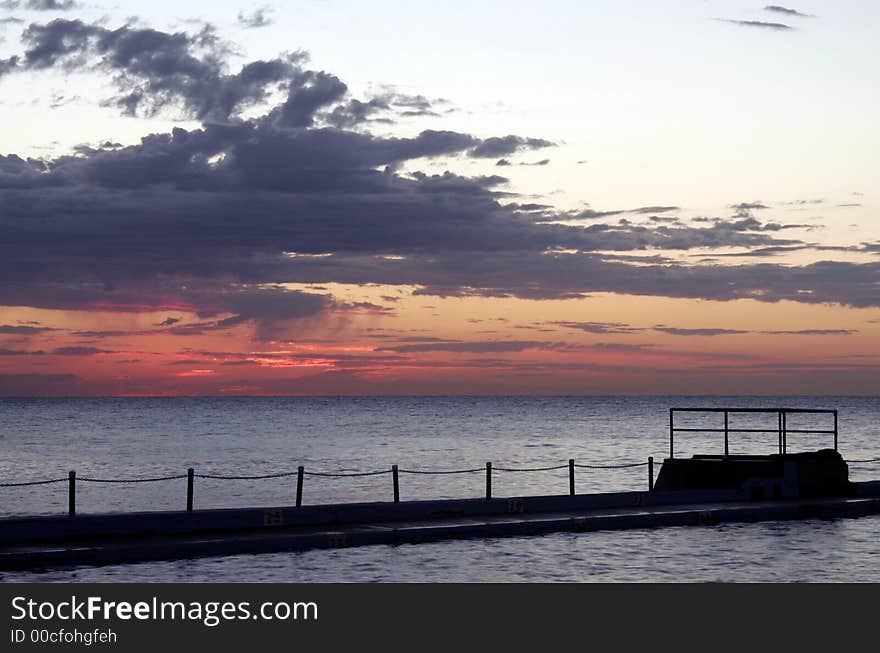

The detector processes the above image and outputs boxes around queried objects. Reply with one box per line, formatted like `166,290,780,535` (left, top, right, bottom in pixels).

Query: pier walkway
2,482,879,571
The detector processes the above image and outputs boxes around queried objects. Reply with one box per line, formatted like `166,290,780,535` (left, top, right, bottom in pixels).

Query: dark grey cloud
558,205,680,221
550,322,855,337
654,326,854,336
3,19,311,123
589,342,656,352
327,92,445,128
653,327,749,336
784,199,824,205
0,347,44,355
763,6,812,18
0,17,877,323
377,340,554,354
0,56,19,74
0,324,54,334
760,329,855,335
0,0,78,9
468,135,554,158
706,242,860,258
550,321,642,335
731,202,769,211
4,17,451,130
51,346,113,355
630,206,680,214
720,19,793,30
269,69,348,127
237,7,274,29
565,208,626,220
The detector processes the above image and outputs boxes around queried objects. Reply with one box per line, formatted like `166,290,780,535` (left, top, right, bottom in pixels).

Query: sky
0,0,878,396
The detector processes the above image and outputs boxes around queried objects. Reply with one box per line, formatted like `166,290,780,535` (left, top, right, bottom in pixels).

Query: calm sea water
1,396,878,582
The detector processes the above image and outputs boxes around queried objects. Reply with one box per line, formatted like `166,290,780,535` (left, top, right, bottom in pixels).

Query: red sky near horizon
2,285,878,396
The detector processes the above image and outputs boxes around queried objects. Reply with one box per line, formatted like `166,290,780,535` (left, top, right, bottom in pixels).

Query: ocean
1,396,878,582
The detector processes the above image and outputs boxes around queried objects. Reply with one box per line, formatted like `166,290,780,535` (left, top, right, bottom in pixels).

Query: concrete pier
2,481,879,571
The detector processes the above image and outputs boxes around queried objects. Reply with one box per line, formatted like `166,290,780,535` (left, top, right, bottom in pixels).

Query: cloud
377,340,554,354
589,342,656,352
468,135,554,158
720,19,793,31
0,323,54,334
0,347,44,355
630,206,680,214
763,6,812,18
237,6,274,29
653,326,855,336
759,329,856,335
4,19,308,122
0,56,19,75
3,17,454,130
551,322,856,337
567,208,626,220
0,0,78,10
784,199,824,205
731,202,769,211
51,346,113,355
1,17,879,322
327,92,446,128
652,326,748,336
550,321,643,334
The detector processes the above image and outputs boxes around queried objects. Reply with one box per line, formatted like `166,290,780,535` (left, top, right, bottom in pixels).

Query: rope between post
78,474,187,483
492,464,570,472
196,471,300,480
304,469,393,477
0,478,68,487
574,462,650,469
399,467,485,475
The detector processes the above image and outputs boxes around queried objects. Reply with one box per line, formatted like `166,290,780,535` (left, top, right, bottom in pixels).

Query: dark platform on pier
654,449,851,498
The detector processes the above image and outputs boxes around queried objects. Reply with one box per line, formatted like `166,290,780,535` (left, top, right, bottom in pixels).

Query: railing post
68,470,76,518
782,411,787,454
392,464,400,503
296,466,304,507
648,457,654,492
569,459,575,496
186,467,194,512
723,411,729,457
669,408,674,459
833,410,838,451
485,462,492,500
778,411,783,455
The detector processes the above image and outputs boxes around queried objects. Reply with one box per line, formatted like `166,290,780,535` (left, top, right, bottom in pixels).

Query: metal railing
668,407,838,458
0,457,656,517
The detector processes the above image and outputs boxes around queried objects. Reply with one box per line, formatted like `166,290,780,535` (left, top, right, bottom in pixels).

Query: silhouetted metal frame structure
668,407,838,459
